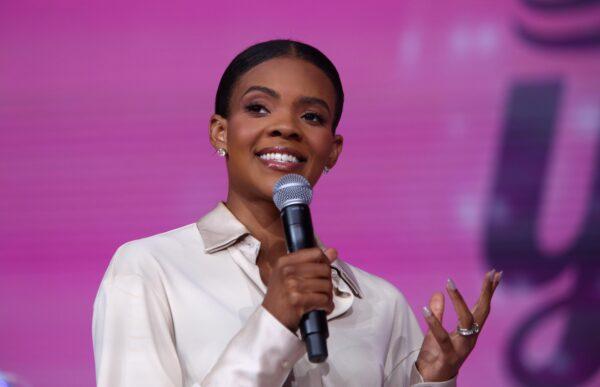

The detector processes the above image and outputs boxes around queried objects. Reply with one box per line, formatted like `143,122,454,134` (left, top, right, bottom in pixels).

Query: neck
224,188,288,270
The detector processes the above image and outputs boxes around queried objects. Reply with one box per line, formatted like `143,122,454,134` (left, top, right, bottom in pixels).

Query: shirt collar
195,201,362,298
196,201,250,254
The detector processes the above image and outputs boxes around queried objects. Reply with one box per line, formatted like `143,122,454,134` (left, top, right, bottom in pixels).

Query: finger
323,248,338,264
299,293,334,314
297,278,334,296
429,292,445,323
471,269,496,326
422,305,454,354
446,278,475,329
287,263,332,279
471,269,495,312
281,248,330,265
491,270,503,294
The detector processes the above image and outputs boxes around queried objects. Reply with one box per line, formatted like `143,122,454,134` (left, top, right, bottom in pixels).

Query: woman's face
210,57,343,202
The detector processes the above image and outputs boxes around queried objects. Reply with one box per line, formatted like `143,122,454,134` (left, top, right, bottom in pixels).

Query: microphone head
272,174,313,211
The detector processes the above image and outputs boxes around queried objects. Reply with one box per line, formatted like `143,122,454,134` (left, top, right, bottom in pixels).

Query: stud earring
323,166,331,174
217,148,227,157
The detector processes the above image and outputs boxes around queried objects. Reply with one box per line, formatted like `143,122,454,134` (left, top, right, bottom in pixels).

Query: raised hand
416,270,502,381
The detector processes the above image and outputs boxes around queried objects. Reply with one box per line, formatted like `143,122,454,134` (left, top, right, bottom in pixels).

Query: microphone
273,173,329,363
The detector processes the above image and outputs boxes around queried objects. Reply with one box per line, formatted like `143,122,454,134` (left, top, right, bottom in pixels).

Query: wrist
415,359,458,382
261,300,298,332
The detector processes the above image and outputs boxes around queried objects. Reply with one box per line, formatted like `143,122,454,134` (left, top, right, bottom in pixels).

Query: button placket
227,241,267,295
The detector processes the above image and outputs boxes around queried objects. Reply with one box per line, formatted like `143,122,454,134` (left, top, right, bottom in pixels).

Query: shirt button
282,360,290,369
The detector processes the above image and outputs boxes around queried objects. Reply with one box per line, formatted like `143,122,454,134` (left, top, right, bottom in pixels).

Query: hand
262,247,338,332
416,270,503,381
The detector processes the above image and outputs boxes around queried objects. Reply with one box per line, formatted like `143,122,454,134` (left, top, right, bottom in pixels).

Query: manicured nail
497,270,503,282
487,269,496,281
422,306,432,317
447,278,457,291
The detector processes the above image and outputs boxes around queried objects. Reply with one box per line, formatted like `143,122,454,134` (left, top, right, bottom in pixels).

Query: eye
302,112,325,125
245,103,269,115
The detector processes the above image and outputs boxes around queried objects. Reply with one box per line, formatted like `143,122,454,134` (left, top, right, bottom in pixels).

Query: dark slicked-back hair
215,39,344,132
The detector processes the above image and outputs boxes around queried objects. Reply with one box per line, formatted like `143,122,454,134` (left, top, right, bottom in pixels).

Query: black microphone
272,173,328,363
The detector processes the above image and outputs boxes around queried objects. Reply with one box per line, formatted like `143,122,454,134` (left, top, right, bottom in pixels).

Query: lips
255,146,307,172
255,146,307,162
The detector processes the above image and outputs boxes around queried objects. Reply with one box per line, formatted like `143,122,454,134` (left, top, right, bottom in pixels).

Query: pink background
1,1,599,386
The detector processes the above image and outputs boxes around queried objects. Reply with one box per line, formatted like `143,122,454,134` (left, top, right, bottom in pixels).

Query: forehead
232,57,336,104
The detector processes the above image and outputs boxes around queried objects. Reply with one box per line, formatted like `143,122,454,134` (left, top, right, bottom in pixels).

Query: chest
161,250,390,386
175,288,387,384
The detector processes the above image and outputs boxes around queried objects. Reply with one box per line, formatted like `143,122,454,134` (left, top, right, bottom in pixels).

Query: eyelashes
302,112,325,125
244,103,326,125
245,103,268,115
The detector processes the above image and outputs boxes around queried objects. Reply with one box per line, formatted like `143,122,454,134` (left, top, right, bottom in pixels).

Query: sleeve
93,243,306,387
200,305,306,386
383,291,457,387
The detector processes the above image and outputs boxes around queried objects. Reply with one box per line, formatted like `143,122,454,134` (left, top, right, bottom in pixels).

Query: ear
326,134,344,169
209,114,228,151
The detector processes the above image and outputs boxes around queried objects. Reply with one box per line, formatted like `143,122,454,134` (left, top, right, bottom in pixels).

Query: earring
217,148,227,157
323,166,331,174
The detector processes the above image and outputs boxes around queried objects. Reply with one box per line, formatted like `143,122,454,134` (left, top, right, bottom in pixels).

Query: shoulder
93,226,200,328
104,223,203,280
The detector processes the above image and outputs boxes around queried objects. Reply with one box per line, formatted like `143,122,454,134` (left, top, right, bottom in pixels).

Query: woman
92,39,501,386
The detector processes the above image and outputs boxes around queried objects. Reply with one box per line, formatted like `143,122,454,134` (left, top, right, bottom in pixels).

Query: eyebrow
241,85,331,114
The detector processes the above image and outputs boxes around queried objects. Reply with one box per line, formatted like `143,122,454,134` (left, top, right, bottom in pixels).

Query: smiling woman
92,39,501,387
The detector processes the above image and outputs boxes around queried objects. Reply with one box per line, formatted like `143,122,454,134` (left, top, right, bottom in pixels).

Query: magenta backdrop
1,1,599,386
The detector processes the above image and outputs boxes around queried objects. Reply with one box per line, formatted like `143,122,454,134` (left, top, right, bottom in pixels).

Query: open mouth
255,146,307,172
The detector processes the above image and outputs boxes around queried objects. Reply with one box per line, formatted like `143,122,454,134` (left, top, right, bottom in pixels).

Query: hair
215,39,344,132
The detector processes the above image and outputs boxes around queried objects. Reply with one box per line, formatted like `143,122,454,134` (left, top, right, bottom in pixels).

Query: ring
457,322,480,336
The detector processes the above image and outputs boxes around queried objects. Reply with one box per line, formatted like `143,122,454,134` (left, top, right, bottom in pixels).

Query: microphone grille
272,174,313,211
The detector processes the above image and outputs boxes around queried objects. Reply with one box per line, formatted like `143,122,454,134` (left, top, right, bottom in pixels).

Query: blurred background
1,0,599,386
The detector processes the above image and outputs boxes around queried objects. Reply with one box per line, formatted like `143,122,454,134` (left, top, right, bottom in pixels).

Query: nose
267,116,302,141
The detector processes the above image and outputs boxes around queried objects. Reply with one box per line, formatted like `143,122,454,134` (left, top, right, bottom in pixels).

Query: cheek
227,121,261,155
304,136,333,180
308,134,333,162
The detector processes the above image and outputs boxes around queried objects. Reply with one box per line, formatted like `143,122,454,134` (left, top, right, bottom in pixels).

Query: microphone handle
281,204,329,363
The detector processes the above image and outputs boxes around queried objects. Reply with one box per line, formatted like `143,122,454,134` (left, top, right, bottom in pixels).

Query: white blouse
92,202,456,387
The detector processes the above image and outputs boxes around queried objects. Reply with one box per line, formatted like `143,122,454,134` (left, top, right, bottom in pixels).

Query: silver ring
457,322,480,336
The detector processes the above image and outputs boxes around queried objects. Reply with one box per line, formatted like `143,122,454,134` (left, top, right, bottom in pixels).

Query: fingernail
497,270,503,282
422,306,432,317
487,269,496,281
327,248,338,262
447,278,457,291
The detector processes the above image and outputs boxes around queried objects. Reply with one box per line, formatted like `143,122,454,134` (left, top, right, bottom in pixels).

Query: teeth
259,152,301,163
